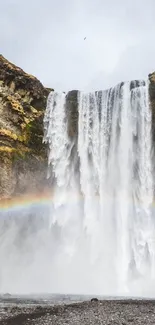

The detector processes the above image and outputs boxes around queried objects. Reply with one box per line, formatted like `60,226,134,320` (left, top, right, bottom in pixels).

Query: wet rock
149,72,155,142
66,90,78,138
91,298,99,302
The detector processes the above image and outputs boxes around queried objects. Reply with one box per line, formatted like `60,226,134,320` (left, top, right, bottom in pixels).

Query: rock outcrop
149,72,155,141
66,90,78,138
0,55,53,198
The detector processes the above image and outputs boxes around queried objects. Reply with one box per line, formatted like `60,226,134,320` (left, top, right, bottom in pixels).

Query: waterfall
43,80,155,296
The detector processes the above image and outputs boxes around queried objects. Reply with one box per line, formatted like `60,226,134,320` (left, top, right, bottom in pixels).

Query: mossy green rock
0,55,53,198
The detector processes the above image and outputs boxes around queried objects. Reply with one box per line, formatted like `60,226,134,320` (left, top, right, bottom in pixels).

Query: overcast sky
1,0,155,91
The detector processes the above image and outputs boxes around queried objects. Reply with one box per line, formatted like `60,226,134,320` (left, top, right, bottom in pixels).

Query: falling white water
43,80,155,296
0,81,154,297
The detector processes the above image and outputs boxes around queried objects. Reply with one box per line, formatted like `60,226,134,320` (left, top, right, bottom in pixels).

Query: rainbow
0,191,53,212
0,190,83,213
0,190,154,213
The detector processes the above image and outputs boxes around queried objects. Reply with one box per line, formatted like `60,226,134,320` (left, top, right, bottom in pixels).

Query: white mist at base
0,81,155,298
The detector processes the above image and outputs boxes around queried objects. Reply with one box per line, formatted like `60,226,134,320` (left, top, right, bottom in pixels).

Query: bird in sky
84,37,86,40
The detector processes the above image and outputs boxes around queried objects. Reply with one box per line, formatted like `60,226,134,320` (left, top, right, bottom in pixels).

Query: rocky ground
1,299,155,324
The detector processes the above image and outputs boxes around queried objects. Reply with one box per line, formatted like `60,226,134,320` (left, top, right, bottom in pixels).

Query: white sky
1,0,155,91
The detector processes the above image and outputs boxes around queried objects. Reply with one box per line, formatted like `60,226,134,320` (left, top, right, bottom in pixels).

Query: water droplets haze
0,80,155,297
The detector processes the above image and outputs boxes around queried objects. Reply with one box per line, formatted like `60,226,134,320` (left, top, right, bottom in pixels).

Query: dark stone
91,298,98,302
66,90,78,138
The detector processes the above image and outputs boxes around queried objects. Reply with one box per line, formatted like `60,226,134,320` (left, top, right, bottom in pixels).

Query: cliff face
149,72,155,141
0,55,53,198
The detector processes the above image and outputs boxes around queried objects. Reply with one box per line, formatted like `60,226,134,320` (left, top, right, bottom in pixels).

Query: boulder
91,298,99,302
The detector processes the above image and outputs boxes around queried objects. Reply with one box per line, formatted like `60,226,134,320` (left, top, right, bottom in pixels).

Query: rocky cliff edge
0,55,53,198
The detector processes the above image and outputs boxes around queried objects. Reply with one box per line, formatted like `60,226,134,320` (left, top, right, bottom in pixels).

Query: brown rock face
0,55,53,198
149,72,155,142
66,90,78,138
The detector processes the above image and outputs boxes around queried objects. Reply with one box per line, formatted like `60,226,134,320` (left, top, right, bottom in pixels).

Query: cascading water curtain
43,80,154,296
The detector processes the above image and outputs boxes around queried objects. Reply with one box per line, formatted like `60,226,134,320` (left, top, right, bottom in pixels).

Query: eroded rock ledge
0,55,53,198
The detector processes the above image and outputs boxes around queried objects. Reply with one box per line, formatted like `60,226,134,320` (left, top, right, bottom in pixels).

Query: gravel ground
1,299,155,325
